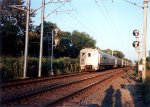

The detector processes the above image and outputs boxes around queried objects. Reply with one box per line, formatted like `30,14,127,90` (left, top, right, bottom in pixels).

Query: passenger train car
80,48,131,71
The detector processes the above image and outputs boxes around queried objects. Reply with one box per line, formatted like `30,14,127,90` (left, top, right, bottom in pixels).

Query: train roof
80,48,99,52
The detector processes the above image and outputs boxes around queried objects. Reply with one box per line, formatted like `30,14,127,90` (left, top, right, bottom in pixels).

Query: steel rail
0,69,123,105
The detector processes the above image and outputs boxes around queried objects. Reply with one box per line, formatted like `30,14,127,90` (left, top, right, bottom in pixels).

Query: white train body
80,48,100,70
80,48,131,71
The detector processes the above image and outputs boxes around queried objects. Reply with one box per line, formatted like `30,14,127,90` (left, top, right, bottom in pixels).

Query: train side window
102,57,106,60
88,53,91,57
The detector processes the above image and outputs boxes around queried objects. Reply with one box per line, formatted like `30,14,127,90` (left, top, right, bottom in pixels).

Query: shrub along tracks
0,67,132,106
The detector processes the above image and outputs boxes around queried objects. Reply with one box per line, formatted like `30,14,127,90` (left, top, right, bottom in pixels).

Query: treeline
0,0,96,58
0,22,96,58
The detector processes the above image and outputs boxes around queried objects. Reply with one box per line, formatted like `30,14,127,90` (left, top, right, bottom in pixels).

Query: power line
123,0,143,9
64,3,104,40
68,2,107,42
95,0,117,36
100,0,114,26
44,2,66,19
95,0,110,25
99,0,120,37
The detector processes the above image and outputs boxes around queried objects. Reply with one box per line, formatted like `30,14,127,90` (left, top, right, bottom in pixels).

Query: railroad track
0,71,90,88
0,67,132,106
0,71,92,102
45,70,126,107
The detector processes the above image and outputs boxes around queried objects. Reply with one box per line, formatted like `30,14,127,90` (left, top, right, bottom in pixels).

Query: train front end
80,48,99,71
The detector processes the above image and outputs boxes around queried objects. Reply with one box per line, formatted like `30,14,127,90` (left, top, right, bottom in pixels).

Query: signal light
132,41,139,48
133,29,139,37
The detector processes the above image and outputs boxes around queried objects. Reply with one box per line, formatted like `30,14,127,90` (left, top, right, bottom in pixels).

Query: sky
29,0,150,62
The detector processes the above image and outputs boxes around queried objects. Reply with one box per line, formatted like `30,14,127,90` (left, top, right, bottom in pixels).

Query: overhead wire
45,1,105,42
100,0,119,36
65,2,104,40
95,0,117,36
95,0,112,27
49,2,76,29
46,2,97,41
62,3,93,33
123,0,143,9
44,2,67,19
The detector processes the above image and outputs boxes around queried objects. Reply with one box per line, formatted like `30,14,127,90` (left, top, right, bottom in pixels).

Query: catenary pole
51,29,54,75
142,0,148,82
23,0,30,78
38,0,45,77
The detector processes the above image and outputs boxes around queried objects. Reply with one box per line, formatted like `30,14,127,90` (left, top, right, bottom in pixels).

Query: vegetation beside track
0,57,80,81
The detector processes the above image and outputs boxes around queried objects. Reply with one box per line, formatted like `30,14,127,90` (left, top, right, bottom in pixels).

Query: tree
35,21,57,36
113,50,124,59
28,32,40,57
0,0,35,56
54,31,78,58
71,30,96,57
34,21,57,57
0,24,24,56
102,49,113,55
53,30,96,58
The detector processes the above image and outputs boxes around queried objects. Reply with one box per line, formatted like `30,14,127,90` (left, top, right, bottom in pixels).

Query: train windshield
88,53,91,57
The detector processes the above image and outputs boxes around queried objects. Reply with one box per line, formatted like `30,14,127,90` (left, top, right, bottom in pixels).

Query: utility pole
38,0,72,77
38,0,45,77
142,0,148,82
23,0,30,78
50,29,54,75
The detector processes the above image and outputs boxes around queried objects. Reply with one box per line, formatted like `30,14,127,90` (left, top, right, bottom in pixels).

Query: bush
0,57,24,81
0,57,80,81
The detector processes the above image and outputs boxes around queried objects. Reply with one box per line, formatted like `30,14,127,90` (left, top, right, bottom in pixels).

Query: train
80,48,132,71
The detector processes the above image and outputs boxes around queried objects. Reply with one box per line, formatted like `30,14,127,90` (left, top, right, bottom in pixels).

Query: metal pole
38,0,45,77
51,29,54,75
23,0,30,78
142,0,148,82
136,37,140,75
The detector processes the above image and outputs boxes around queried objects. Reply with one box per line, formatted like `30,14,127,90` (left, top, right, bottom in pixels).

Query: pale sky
30,0,150,62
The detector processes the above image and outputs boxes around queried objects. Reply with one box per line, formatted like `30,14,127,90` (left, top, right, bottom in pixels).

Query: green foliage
50,30,96,58
35,21,57,35
0,24,24,56
70,30,96,57
0,0,35,56
102,49,113,55
113,50,124,59
0,57,80,81
71,30,96,49
0,57,24,81
147,57,150,69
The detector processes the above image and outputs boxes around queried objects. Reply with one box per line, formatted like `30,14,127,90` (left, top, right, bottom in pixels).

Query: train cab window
88,53,91,57
82,53,85,56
